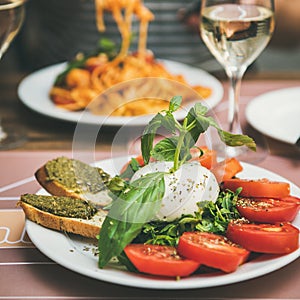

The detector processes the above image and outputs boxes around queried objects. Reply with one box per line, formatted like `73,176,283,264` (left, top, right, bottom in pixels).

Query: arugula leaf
196,189,241,234
134,189,241,247
98,172,165,268
135,213,201,247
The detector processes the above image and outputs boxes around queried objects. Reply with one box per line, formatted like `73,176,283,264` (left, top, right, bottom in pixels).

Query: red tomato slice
223,178,290,198
177,232,250,273
236,197,299,223
280,195,300,206
124,244,200,277
226,221,299,254
190,146,217,170
210,158,243,183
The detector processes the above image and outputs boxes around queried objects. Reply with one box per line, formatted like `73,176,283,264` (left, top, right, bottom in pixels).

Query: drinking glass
0,0,26,149
200,0,275,161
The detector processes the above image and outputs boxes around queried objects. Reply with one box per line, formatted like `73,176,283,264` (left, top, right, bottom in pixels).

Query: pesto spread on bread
44,156,111,195
21,194,98,219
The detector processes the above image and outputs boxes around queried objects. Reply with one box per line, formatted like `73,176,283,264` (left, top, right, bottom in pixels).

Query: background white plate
246,87,300,144
26,156,300,290
17,60,223,126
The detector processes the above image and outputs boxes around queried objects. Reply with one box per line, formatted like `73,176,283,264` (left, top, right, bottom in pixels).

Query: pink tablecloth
1,78,300,299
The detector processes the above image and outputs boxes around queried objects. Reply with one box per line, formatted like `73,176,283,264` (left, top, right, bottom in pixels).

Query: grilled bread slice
18,194,107,239
35,156,112,207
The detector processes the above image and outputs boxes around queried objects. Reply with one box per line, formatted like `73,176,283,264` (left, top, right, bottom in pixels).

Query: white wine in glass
200,0,275,161
0,0,25,149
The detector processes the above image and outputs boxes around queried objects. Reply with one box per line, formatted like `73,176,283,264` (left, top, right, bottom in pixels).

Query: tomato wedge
124,244,200,277
236,197,299,223
211,158,243,183
223,178,290,198
177,232,250,273
190,146,217,170
226,221,299,254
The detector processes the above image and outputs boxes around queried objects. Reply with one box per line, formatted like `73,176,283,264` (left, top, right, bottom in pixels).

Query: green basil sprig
142,96,256,172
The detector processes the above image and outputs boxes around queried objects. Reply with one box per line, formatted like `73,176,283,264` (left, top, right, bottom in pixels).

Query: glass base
206,93,271,165
0,127,27,150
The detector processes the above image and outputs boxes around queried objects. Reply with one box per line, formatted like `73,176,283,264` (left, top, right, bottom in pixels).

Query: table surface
1,68,300,299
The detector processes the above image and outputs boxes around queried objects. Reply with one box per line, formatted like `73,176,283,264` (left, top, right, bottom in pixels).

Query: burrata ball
131,161,219,221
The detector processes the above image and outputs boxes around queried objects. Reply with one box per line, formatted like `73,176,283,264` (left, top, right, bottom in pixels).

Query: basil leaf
54,56,87,86
141,97,182,165
117,251,138,272
169,95,182,113
119,157,141,180
141,111,178,164
216,130,256,151
185,104,210,146
160,111,177,134
151,137,177,161
141,113,164,164
98,172,165,268
151,136,192,163
188,102,256,151
54,38,118,87
192,102,209,116
97,38,116,53
202,115,256,151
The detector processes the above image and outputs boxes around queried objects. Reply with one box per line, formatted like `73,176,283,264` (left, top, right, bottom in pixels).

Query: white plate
25,156,300,290
246,87,300,144
17,60,223,126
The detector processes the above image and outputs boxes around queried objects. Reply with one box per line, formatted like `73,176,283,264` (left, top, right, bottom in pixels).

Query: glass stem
227,68,246,134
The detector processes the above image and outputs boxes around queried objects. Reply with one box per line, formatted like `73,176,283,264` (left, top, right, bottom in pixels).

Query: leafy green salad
98,96,256,269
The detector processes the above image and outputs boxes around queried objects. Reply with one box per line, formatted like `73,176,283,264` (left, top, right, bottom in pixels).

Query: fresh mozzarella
131,161,219,221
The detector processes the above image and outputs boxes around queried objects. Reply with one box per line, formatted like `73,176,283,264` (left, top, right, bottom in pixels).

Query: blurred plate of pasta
18,59,223,126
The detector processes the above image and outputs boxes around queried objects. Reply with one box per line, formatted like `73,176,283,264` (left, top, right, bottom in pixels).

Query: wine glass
0,0,26,150
200,0,275,162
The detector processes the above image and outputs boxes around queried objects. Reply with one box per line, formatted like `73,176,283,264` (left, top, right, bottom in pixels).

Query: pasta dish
49,0,212,116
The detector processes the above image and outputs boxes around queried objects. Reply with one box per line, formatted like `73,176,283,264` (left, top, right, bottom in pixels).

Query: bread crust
18,201,107,239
